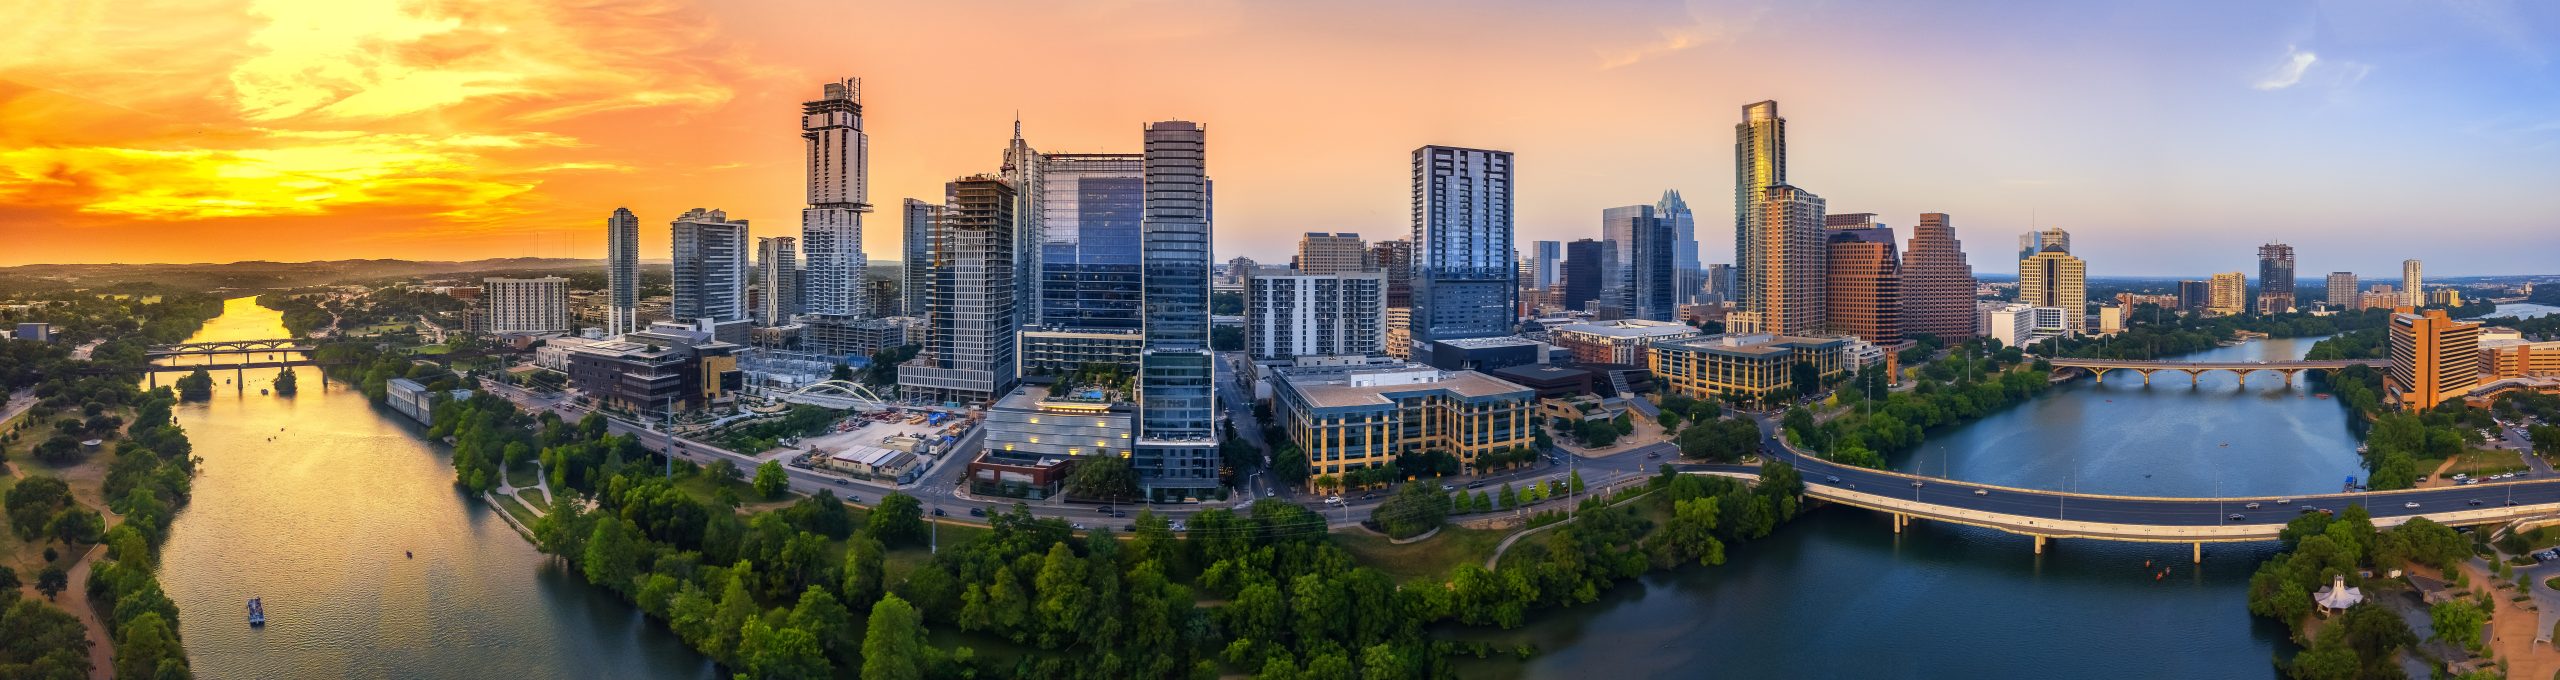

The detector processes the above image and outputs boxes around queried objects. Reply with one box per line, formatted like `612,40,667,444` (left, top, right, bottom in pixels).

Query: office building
1530,240,1562,290
1297,232,1368,275
1411,145,1517,358
1134,121,1219,498
2257,241,2296,314
1651,333,1850,402
755,237,798,326
1246,267,1386,361
901,199,937,317
2018,229,2070,264
671,208,750,338
2360,286,2401,312
13,323,52,342
1371,239,1414,308
2207,272,2247,316
799,78,871,319
1002,121,1045,328
2179,280,2212,313
1268,362,1537,484
2484,337,2560,379
2017,230,2086,335
564,322,742,414
1563,239,1606,312
898,175,1019,405
1824,219,1901,344
804,316,908,360
2097,305,2125,335
2403,259,2424,307
482,277,571,335
2326,272,2358,310
1705,263,1738,303
1383,307,1412,360
976,383,1135,497
1660,190,1702,304
2387,308,2480,410
1733,183,1828,335
1030,153,1148,347
604,207,640,337
1551,319,1701,365
1978,303,2067,349
1019,330,1144,376
1601,203,1676,320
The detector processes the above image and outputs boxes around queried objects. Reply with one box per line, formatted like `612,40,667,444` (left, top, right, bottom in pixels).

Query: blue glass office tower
1037,155,1147,331
1136,121,1218,499
1410,146,1516,360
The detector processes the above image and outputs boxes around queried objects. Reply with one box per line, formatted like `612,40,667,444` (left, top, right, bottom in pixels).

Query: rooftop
1274,362,1534,409
1433,335,1542,350
1552,319,1701,340
1655,333,1850,357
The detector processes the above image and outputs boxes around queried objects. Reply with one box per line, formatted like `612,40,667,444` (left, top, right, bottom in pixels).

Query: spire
1012,112,1022,141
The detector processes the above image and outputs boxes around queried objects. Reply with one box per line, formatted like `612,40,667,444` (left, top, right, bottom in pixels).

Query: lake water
155,297,713,678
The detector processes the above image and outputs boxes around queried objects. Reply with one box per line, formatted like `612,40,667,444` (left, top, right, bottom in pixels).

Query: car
2228,514,2246,521
2507,500,2522,506
1110,510,1127,518
2453,474,2470,481
1122,523,1137,532
1973,489,1988,496
847,495,862,504
1361,492,1377,500
2403,501,2421,509
833,478,849,486
1467,481,1488,489
2273,498,2292,505
1911,481,1925,488
2299,505,2321,513
1071,523,1086,530
2243,502,2261,509
1169,522,1187,532
1825,475,1842,483
1442,484,1456,492
2469,499,2484,506
2462,479,2479,485
968,507,987,517
1646,452,1660,459
1326,496,1343,504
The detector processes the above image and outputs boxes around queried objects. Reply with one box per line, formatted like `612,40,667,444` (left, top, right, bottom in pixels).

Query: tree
1370,482,1451,539
842,532,887,607
35,565,68,599
789,586,857,665
737,617,829,680
752,460,789,500
582,516,644,594
830,363,854,382
861,594,928,680
273,368,299,395
868,492,927,547
1497,482,1518,510
176,368,213,400
2336,603,2415,669
113,611,189,679
5,476,71,541
1790,360,1821,398
1066,455,1141,503
2429,598,2489,652
45,507,103,547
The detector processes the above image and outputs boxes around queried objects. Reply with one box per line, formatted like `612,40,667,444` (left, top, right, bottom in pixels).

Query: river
154,297,712,678
1462,335,2358,678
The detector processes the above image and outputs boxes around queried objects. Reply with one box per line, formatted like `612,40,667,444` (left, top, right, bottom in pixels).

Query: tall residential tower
1135,121,1219,498
1410,146,1517,357
1898,213,1976,340
799,78,871,319
604,207,639,337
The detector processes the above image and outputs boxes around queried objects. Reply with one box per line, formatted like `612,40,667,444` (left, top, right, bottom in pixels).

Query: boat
248,598,266,626
260,388,269,395
405,551,413,559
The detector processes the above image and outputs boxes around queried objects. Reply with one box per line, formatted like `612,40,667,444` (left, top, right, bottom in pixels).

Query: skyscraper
2178,280,2211,313
1003,121,1045,328
1530,240,1561,290
1245,267,1385,360
1733,100,1786,320
2257,241,2296,315
483,277,570,334
755,237,798,326
2018,231,2086,335
799,78,871,319
1410,145,1516,356
901,198,938,317
1564,239,1606,312
2208,272,2247,316
1735,184,1827,335
1659,190,1701,304
1297,232,1368,275
671,208,750,336
1601,204,1669,318
1033,153,1147,331
898,175,1018,405
1899,213,1976,340
1136,121,1218,499
2403,259,2424,307
1825,221,1900,344
2018,229,2071,264
1370,239,1415,308
2388,308,2481,410
604,207,639,337
2326,272,2358,310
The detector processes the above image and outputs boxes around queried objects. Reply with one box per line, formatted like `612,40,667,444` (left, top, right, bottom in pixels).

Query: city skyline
4,1,2556,276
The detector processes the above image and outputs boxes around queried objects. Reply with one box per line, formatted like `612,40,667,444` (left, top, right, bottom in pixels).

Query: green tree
1066,455,1142,503
582,516,644,594
2429,598,2489,652
2336,603,2415,669
752,460,789,500
1369,482,1451,539
868,492,927,547
1790,360,1821,397
113,611,190,680
1032,543,1092,648
788,586,857,665
842,531,887,606
860,594,928,680
34,565,68,599
737,617,830,680
1497,482,1518,510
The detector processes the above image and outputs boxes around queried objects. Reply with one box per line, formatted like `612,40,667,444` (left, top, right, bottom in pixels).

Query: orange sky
4,0,2556,275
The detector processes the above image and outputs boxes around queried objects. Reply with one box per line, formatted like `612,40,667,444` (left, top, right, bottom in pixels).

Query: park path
1484,486,1655,570
58,543,115,680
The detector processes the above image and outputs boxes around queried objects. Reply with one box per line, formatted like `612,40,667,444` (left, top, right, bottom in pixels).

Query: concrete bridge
147,339,315,358
2045,357,2388,387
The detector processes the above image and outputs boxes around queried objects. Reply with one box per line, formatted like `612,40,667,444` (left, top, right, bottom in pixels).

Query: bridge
2045,357,2388,387
754,380,892,411
1721,420,2560,563
147,339,315,358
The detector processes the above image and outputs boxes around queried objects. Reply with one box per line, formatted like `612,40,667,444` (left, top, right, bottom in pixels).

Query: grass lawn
492,494,541,528
520,488,549,508
2437,450,2533,479
505,462,541,490
411,345,455,356
1334,525,1506,584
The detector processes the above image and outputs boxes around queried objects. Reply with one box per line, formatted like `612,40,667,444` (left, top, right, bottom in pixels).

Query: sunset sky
3,0,2556,276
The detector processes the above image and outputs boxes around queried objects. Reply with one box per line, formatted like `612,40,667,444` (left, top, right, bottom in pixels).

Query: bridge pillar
2235,373,2246,389
2033,535,2046,554
1891,513,1904,533
2092,369,2103,385
2193,542,2202,564
2140,370,2152,386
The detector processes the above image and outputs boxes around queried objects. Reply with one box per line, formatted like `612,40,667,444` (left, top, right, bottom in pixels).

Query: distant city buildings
2017,228,2085,335
1295,232,1368,275
1530,240,1562,290
2178,279,2211,314
2256,241,2295,314
755,237,799,326
604,207,640,337
482,277,570,335
2403,259,2425,308
1659,190,1702,304
1600,203,1676,320
1563,239,1605,313
1823,215,1900,345
2207,272,2247,317
2326,272,2358,310
1369,239,1414,309
901,199,937,318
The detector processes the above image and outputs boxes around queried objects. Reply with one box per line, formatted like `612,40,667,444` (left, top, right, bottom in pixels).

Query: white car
2404,502,2422,509
1326,496,1343,504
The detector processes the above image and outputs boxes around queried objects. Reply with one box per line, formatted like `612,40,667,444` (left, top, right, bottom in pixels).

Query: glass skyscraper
1036,154,1146,331
1136,121,1218,499
799,78,870,318
1410,145,1516,358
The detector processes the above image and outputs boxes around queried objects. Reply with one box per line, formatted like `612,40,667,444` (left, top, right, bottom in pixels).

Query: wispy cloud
1597,2,1765,70
2254,46,2319,90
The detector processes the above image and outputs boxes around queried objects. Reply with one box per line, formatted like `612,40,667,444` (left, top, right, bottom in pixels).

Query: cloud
2254,47,2319,90
1597,1,1765,69
0,130,582,222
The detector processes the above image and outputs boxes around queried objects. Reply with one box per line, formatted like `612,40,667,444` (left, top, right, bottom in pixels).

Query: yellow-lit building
2485,338,2560,379
2428,288,2464,308
1268,363,1536,487
2207,272,2248,317
2387,308,2482,411
1650,333,1851,402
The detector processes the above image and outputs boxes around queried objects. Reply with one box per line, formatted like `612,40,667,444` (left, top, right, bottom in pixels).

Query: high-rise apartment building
1296,232,1368,275
1245,267,1386,360
2207,272,2247,316
1705,263,1738,302
1659,190,1701,304
898,175,1018,405
483,277,570,334
1899,213,1976,340
1370,239,1415,309
755,237,799,326
2017,230,2086,335
2403,259,2424,307
2326,272,2358,310
1825,223,1901,344
2178,280,2211,313
604,207,639,337
1135,121,1219,498
1530,240,1562,290
799,78,871,319
671,208,750,331
1734,184,1827,335
1601,204,1675,321
2387,308,2481,410
1410,146,1516,356
1564,239,1606,312
901,198,938,317
1732,100,1788,330
2257,241,2296,315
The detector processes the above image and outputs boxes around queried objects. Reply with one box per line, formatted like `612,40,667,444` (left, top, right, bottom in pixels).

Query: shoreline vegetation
2,289,222,679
